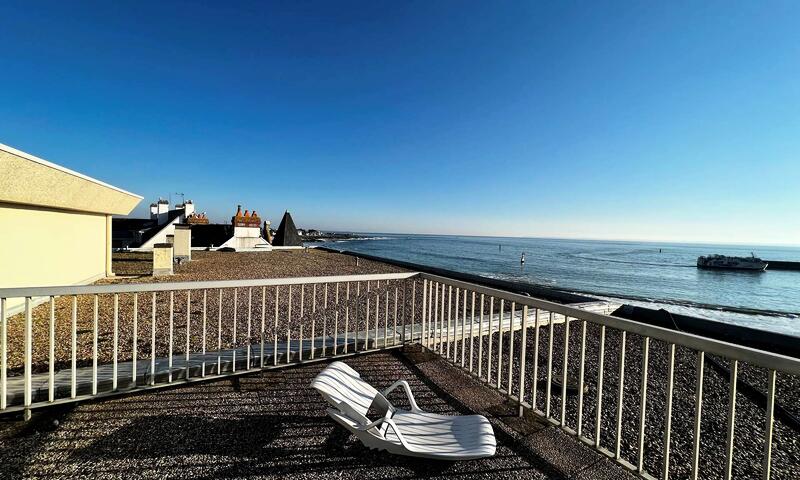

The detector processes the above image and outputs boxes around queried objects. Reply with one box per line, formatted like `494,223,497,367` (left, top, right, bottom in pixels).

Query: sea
318,235,800,337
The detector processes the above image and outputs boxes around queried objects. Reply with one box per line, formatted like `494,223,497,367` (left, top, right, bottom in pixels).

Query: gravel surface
0,350,602,479
3,250,413,373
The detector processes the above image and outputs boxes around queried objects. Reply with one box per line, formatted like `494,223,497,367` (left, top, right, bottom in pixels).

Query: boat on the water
697,253,768,271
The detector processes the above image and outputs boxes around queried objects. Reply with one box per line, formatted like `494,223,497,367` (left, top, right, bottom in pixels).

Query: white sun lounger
311,361,496,460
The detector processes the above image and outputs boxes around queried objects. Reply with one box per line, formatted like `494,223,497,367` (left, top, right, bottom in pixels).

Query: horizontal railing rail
0,272,418,298
420,273,800,375
0,272,421,419
416,273,800,480
3,269,797,479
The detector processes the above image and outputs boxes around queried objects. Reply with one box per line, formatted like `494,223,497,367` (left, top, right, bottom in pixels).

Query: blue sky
2,1,799,245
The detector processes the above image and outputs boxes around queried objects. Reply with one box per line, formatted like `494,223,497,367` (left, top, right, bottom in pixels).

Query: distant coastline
300,231,367,243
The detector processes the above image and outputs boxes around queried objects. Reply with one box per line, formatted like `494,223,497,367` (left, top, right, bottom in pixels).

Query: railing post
507,301,515,395
92,295,98,394
594,325,606,447
477,294,485,378
311,284,317,358
168,291,174,382
497,299,505,389
132,293,138,387
638,336,651,474
518,305,528,417
260,286,265,368
762,369,776,480
383,289,389,348
373,291,379,349
614,330,626,459
724,359,738,480
71,296,77,398
247,288,252,368
344,282,350,352
24,297,32,420
203,290,209,376
186,291,192,379
273,286,279,366
334,283,340,354
561,315,571,426
1,297,7,411
447,286,453,359
487,297,494,385
113,293,119,390
576,319,586,436
461,288,467,367
393,284,398,346
545,311,554,417
218,289,223,373
286,286,291,364
421,279,427,347
439,283,445,355
690,350,704,480
151,292,157,386
298,285,304,361
662,342,676,479
233,288,238,370
531,307,540,409
403,278,412,343
49,296,55,402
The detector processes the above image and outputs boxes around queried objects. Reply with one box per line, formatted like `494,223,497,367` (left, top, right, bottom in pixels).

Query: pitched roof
272,211,302,246
112,209,185,248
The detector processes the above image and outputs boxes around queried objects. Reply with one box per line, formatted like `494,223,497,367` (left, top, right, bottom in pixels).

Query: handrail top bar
0,272,419,298
420,272,800,376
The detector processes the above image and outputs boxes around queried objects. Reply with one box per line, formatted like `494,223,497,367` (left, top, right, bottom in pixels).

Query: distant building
0,142,141,312
272,211,302,247
189,205,273,251
113,199,197,249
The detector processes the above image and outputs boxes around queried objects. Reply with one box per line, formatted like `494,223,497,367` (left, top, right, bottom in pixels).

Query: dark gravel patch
0,351,556,479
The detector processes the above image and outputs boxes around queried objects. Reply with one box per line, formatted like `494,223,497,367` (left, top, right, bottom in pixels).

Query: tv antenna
175,192,185,205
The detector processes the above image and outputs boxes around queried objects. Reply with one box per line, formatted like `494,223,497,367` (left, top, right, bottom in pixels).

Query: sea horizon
320,234,800,337
332,231,800,249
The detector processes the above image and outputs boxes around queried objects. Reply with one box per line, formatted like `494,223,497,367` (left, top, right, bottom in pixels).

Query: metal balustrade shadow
0,351,572,479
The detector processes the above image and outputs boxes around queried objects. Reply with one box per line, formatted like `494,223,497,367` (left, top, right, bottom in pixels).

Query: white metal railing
2,270,798,479
0,272,419,418
416,273,800,480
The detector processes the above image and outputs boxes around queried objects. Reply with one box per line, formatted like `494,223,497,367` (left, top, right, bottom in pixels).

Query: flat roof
0,142,142,199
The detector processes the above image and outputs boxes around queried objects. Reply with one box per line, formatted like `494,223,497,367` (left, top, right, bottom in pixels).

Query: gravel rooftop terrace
0,348,634,480
4,249,406,372
108,249,405,281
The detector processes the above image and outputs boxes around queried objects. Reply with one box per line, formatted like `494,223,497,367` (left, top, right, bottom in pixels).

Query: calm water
325,235,800,336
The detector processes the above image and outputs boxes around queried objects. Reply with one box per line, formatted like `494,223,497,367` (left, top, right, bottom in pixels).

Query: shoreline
322,244,800,333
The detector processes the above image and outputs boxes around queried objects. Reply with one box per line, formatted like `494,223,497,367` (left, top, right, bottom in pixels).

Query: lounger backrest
311,361,379,421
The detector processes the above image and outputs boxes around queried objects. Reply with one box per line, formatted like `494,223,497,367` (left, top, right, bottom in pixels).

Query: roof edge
0,142,144,200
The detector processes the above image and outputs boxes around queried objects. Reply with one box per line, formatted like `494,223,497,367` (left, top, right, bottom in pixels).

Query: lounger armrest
382,380,422,413
355,417,413,451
